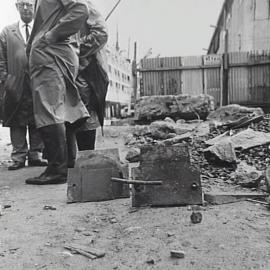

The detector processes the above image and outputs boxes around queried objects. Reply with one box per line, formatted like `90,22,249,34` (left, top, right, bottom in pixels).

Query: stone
149,120,176,140
207,104,264,124
164,117,175,123
265,167,270,193
125,148,140,162
204,140,237,164
190,212,202,224
135,94,214,122
232,161,264,188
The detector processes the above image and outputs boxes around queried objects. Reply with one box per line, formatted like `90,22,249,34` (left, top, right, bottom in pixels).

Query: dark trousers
10,125,44,163
66,129,96,168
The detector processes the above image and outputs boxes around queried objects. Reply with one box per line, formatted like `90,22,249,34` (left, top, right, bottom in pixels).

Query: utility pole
132,42,138,104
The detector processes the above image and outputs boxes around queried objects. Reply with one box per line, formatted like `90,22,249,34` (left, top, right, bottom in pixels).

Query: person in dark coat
25,0,89,185
66,0,109,167
0,0,47,170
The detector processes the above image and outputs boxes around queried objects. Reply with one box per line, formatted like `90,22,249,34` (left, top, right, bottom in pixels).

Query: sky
0,0,224,59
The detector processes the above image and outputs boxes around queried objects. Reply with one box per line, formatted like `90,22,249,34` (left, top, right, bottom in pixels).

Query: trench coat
0,23,34,127
27,0,89,128
77,0,109,129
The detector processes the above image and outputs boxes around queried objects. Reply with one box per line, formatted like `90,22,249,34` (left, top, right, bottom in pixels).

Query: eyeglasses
16,2,34,9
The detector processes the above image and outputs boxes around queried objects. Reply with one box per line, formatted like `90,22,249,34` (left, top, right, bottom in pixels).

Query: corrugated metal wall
140,51,270,108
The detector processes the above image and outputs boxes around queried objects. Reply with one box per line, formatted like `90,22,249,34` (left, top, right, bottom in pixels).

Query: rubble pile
125,109,270,191
188,117,270,188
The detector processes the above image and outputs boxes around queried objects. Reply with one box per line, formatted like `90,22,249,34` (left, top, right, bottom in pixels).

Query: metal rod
111,177,163,185
105,0,123,21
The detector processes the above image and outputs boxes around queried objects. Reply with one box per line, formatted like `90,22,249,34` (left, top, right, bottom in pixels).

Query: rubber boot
25,123,67,185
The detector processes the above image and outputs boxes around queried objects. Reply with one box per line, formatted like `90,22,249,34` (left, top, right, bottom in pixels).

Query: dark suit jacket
0,22,33,127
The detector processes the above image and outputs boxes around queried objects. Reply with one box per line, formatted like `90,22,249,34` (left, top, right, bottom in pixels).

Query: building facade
208,0,270,54
105,46,133,119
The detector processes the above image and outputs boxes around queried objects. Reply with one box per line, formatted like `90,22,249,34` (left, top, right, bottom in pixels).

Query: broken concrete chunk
149,120,176,140
135,94,214,122
204,140,237,164
230,129,270,150
207,104,264,124
158,132,191,146
164,117,175,123
231,161,264,188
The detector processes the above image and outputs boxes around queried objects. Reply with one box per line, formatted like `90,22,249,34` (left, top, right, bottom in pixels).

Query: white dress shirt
18,19,33,43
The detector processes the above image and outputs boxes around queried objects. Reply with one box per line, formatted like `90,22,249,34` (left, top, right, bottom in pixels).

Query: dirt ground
1,123,270,270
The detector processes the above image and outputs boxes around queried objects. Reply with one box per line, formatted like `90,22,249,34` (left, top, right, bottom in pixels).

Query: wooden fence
139,51,270,109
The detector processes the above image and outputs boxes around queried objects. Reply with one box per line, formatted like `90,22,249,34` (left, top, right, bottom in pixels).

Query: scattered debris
170,250,185,259
64,244,105,260
190,212,202,224
43,205,57,211
146,259,155,265
167,232,175,237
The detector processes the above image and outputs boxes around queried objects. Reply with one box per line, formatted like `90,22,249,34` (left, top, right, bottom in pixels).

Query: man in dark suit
0,0,47,170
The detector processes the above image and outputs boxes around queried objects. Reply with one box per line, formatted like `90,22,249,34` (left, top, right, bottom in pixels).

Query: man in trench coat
25,0,89,185
66,0,109,167
0,0,47,170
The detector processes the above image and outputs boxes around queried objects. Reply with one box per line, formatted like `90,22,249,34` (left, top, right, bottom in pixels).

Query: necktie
25,24,30,41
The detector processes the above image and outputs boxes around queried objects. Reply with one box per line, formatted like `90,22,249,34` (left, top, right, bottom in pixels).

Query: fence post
222,29,229,105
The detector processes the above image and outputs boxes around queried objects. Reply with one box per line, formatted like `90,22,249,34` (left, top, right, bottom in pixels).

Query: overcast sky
0,0,224,59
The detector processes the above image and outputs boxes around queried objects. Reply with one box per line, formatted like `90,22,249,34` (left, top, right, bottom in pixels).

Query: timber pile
135,94,214,122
